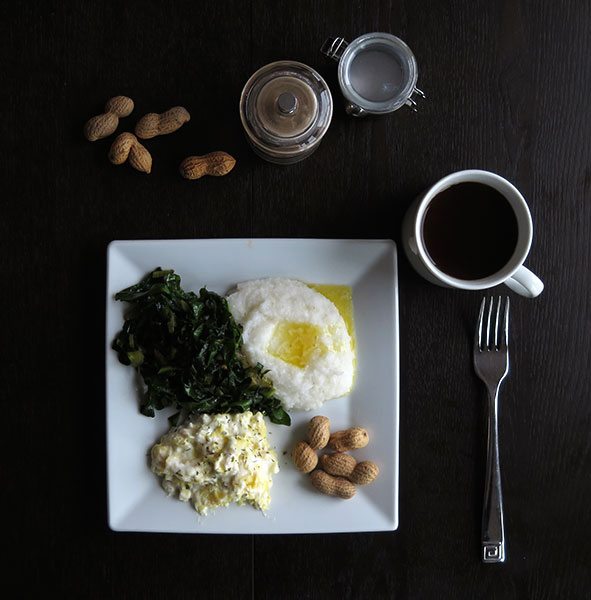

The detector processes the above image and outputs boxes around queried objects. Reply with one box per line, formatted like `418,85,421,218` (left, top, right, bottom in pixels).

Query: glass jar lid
338,33,418,114
240,61,333,160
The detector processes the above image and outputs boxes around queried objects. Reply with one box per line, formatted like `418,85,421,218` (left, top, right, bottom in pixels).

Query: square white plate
106,238,399,533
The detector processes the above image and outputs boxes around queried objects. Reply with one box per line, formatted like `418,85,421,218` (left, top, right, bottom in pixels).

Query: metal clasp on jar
404,86,426,112
321,37,349,61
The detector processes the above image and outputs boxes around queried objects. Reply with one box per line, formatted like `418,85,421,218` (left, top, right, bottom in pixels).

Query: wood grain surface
3,1,591,598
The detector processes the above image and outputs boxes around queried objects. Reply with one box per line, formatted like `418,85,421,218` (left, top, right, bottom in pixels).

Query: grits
226,278,355,410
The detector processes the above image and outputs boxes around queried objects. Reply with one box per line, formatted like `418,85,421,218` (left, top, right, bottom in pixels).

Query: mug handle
503,265,544,298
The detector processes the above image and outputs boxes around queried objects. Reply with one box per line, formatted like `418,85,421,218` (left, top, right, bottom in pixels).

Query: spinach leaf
112,268,291,426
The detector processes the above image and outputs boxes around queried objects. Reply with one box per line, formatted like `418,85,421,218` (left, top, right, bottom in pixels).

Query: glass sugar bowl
321,32,425,116
239,61,333,164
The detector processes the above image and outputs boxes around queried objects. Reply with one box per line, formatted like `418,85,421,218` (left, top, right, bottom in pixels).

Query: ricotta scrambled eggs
151,412,279,515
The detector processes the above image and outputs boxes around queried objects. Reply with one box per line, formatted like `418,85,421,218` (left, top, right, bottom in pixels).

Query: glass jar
239,61,333,164
322,32,425,116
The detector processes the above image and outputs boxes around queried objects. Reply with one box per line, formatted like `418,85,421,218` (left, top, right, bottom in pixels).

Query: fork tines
476,296,510,352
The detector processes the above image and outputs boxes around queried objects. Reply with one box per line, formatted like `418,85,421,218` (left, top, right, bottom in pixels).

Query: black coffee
421,182,518,280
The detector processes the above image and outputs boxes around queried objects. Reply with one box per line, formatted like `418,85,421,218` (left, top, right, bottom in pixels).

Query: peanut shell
108,132,152,174
83,113,118,142
83,95,134,141
108,132,136,164
179,152,236,180
135,106,190,139
307,416,330,450
349,461,379,485
328,427,369,452
128,142,152,174
104,95,134,117
309,470,356,499
320,452,357,478
292,441,318,473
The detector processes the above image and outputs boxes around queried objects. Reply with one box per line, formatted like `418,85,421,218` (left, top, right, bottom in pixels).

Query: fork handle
482,384,506,563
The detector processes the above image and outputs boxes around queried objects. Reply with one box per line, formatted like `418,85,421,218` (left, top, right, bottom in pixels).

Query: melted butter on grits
308,284,356,354
267,321,324,368
226,278,356,411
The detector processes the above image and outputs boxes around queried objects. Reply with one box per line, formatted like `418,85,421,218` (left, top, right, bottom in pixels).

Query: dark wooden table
5,1,591,598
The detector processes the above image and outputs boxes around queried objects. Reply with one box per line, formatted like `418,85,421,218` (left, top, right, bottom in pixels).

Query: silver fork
474,296,510,563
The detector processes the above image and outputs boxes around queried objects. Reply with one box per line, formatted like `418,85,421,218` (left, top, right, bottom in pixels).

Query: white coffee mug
401,170,544,297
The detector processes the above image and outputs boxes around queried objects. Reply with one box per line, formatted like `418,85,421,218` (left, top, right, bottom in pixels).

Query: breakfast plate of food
105,238,399,533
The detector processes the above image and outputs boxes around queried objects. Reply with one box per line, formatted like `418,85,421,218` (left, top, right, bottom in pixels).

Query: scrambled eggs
151,412,279,515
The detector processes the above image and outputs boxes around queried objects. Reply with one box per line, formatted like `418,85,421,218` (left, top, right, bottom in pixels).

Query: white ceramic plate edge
105,239,399,534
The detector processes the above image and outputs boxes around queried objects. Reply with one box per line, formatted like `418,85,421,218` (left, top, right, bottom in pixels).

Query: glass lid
240,61,333,156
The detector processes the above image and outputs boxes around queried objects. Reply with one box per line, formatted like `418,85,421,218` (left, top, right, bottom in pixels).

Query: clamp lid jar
239,61,333,164
322,32,425,116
